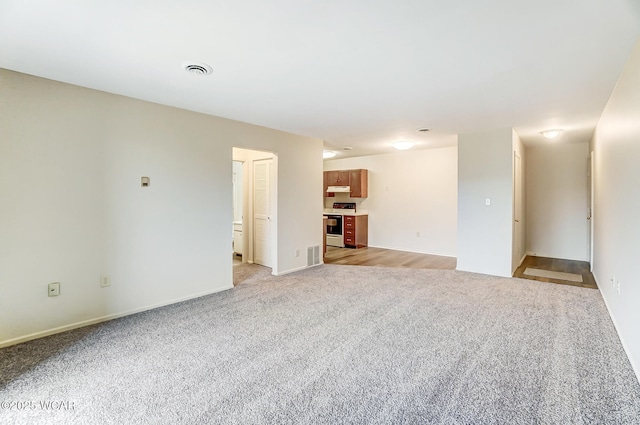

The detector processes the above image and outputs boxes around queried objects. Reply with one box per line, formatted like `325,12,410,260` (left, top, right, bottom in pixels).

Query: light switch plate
48,282,60,297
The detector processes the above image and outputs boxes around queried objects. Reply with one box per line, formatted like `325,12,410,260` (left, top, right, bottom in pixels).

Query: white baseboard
0,284,234,349
595,274,640,384
369,244,456,259
273,263,321,276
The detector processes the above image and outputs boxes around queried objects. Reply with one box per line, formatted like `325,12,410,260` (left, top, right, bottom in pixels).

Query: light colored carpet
523,267,584,282
1,264,639,424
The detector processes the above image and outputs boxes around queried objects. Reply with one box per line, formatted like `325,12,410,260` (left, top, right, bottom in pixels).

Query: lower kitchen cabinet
343,215,368,248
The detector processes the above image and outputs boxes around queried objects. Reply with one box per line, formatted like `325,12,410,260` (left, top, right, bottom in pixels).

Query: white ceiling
1,1,639,159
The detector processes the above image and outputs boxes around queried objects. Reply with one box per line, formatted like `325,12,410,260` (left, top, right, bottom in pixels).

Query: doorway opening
517,143,593,285
512,151,524,273
232,160,243,267
232,147,278,282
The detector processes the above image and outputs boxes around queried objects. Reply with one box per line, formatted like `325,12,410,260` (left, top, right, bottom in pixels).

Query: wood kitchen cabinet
326,170,350,186
323,216,327,258
323,171,329,198
323,169,368,198
343,215,368,248
348,169,368,198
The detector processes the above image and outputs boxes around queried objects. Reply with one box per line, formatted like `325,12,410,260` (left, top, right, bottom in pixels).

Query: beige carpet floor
1,264,639,424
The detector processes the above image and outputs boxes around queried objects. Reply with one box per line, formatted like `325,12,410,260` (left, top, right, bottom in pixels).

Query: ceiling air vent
184,62,212,75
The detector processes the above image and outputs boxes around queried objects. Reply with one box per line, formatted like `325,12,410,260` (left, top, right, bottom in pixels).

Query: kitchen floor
324,246,456,269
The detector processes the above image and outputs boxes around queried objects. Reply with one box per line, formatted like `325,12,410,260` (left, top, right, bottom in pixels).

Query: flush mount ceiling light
343,147,353,151
184,62,213,75
323,150,337,159
540,129,564,139
392,141,415,150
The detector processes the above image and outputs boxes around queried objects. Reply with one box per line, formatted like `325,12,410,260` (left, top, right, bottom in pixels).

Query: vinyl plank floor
514,256,597,289
326,249,597,290
324,246,457,270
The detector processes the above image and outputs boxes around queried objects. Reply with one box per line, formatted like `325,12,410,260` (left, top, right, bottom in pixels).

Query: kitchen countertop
323,209,368,216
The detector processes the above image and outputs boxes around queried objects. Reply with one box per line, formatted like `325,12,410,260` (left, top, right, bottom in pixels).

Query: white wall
324,147,457,257
0,69,322,346
525,142,589,261
590,40,640,378
457,129,514,277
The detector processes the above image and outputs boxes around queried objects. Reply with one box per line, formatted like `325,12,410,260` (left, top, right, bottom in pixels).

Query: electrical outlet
100,275,111,287
48,282,60,297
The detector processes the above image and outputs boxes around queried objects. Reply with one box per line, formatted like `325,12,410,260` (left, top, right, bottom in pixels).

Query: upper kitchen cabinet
348,169,368,198
326,170,350,186
324,169,368,198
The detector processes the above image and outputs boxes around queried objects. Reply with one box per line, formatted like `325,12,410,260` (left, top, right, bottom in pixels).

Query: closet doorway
232,147,278,273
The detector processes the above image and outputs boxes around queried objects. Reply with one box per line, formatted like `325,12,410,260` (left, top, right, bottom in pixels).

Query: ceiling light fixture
184,62,213,75
343,147,353,151
323,150,337,159
540,129,564,139
392,141,414,150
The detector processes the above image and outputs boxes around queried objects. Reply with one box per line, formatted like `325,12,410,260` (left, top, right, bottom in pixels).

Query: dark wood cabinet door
326,170,349,186
349,169,368,198
343,215,368,248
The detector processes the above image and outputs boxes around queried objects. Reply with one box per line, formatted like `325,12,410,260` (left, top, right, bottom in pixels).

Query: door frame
588,151,594,270
232,147,278,274
512,150,525,273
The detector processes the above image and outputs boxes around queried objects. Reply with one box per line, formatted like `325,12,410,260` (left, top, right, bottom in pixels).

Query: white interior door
254,159,272,267
512,152,524,272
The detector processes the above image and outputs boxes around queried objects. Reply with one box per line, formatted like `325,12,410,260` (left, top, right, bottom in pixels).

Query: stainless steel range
324,203,356,248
